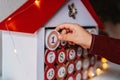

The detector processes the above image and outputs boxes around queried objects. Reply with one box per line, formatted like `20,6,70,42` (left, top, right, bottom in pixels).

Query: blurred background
90,0,120,80
90,0,120,39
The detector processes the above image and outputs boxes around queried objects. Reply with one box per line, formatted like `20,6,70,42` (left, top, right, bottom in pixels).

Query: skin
55,23,92,49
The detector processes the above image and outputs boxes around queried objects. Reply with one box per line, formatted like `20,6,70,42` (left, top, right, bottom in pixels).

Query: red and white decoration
74,72,82,80
82,57,90,70
46,30,60,50
75,59,82,72
66,75,74,80
45,50,56,65
67,48,76,61
56,49,67,65
67,61,75,75
56,65,67,79
45,66,56,80
76,46,83,59
0,0,103,80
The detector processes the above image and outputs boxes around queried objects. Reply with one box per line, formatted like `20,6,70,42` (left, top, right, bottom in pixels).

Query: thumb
59,33,72,42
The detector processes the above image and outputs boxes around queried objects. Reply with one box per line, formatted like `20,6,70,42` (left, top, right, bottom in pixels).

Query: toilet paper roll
67,48,76,61
56,49,67,65
90,55,96,66
66,61,75,75
59,40,67,48
76,46,83,59
82,69,88,80
46,30,60,50
74,71,82,80
66,75,74,80
75,59,82,72
56,64,67,80
44,66,56,80
45,49,56,65
83,49,89,57
82,57,90,70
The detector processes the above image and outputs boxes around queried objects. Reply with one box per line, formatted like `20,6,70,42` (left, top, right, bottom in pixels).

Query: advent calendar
2,0,103,80
32,0,101,79
37,26,97,80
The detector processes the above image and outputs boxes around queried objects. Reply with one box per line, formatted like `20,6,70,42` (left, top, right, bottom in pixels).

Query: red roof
0,0,104,33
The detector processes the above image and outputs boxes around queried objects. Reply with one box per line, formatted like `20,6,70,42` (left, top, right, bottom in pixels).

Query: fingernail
59,35,62,40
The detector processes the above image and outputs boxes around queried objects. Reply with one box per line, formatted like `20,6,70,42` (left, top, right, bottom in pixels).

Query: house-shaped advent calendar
0,0,104,80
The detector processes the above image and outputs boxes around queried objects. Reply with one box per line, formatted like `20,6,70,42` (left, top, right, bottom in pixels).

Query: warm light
96,68,103,75
102,63,109,70
88,67,95,78
8,22,17,31
101,58,107,63
8,18,12,21
91,73,95,77
14,49,17,54
88,71,95,78
34,0,41,8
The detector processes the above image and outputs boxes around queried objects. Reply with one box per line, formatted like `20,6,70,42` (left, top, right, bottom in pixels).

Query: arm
56,23,120,64
55,23,92,49
89,34,120,64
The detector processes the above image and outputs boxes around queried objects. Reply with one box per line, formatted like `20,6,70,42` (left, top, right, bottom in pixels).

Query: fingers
55,23,92,48
61,29,67,35
68,41,75,45
55,23,75,32
59,33,72,42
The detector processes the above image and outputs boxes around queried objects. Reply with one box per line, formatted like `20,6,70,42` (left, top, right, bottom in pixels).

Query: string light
88,70,95,78
96,68,103,75
3,0,42,64
8,17,12,21
4,1,37,63
34,0,41,8
6,0,39,24
5,0,39,55
14,48,17,54
91,73,95,77
102,63,109,70
101,57,109,70
88,67,96,78
101,58,107,63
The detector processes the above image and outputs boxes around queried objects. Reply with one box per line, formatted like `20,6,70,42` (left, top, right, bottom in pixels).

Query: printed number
52,36,55,43
49,53,54,62
48,70,54,77
60,53,64,62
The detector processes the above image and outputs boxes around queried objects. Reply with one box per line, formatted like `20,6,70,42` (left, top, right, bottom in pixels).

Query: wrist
86,34,92,49
79,33,92,49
